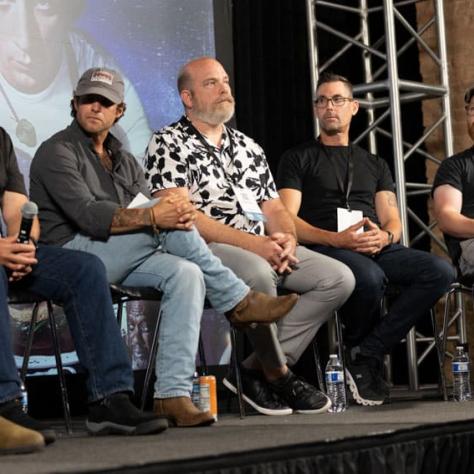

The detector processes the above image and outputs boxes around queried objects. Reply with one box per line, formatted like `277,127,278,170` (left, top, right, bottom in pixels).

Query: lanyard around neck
320,142,354,211
183,116,236,183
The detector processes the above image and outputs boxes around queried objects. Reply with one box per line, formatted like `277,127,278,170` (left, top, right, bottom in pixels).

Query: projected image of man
0,0,150,168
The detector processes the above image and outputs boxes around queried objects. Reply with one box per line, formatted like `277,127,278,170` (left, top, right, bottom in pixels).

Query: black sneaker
345,355,386,406
0,399,56,444
269,371,331,414
223,367,292,416
86,393,168,435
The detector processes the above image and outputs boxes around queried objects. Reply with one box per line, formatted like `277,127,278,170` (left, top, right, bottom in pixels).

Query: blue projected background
77,0,215,130
0,0,215,176
0,0,230,373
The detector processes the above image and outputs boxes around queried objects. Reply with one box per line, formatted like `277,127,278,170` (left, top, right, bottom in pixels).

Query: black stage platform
3,400,474,474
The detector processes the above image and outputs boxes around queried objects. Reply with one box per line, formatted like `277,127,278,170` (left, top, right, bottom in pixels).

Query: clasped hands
253,232,299,274
151,193,197,230
335,217,389,255
0,236,37,282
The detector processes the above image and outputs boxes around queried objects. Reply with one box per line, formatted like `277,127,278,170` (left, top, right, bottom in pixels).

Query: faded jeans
65,228,248,397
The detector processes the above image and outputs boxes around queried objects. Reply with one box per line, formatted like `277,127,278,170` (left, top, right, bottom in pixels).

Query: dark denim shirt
30,120,150,245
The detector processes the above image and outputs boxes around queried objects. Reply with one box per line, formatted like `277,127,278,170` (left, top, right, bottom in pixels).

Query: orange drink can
199,375,218,421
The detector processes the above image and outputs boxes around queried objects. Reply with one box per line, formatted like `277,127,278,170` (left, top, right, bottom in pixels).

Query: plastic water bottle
191,372,200,407
452,346,471,402
19,382,28,413
325,354,346,413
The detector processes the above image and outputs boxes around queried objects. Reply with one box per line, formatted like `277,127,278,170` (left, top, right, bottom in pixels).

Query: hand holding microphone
5,201,39,281
17,201,38,244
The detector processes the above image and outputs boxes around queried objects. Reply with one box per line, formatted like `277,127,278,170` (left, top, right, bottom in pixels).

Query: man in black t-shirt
433,85,474,271
0,127,167,453
278,72,455,406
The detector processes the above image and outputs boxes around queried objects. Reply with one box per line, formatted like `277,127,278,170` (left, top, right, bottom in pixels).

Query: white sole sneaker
293,395,332,414
223,377,293,416
345,369,384,406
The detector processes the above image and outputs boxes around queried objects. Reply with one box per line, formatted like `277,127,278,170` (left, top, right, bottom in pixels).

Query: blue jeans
64,227,248,398
0,246,134,404
309,243,455,359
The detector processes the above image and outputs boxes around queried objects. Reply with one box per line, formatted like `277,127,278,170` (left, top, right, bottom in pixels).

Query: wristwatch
385,230,394,245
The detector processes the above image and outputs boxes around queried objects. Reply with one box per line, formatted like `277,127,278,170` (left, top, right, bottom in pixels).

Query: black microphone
17,201,38,244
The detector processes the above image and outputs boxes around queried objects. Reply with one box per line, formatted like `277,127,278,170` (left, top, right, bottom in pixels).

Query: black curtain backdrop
232,0,314,176
232,0,436,385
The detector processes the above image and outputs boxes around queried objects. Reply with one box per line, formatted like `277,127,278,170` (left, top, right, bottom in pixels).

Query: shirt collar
69,119,123,155
180,115,230,151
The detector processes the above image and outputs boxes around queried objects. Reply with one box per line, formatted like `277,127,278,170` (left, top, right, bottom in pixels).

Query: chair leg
230,327,245,418
430,307,448,401
198,332,208,376
140,309,162,411
47,302,72,434
20,302,41,382
312,339,325,393
441,288,454,371
116,299,124,329
334,311,348,401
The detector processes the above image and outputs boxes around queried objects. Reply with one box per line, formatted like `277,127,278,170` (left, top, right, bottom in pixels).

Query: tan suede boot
154,397,215,427
225,290,298,329
0,416,45,455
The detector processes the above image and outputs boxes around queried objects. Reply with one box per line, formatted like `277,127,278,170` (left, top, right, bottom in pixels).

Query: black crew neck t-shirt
277,140,395,232
432,147,474,264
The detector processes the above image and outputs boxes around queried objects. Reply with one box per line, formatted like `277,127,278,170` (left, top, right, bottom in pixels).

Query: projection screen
1,0,233,374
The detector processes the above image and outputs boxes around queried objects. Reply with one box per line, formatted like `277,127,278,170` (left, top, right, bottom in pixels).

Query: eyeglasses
314,95,353,108
465,105,474,117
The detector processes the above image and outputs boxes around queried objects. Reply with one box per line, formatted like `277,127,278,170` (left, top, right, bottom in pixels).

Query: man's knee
66,250,108,284
211,244,276,293
334,262,356,301
421,256,456,291
168,260,205,290
353,263,386,296
244,258,277,293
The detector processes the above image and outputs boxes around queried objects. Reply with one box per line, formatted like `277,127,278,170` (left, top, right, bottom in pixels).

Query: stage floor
3,399,474,474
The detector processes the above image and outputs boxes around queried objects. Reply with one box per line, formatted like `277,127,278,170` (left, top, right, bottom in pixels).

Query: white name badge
337,207,363,233
231,184,266,222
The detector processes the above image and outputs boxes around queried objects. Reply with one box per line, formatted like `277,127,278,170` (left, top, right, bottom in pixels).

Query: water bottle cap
456,346,464,350
329,354,337,358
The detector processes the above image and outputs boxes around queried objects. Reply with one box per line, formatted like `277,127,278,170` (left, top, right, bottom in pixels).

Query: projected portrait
1,0,224,373
0,0,215,175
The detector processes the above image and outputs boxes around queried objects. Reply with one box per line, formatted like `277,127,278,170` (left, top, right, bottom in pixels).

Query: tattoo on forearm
111,208,151,230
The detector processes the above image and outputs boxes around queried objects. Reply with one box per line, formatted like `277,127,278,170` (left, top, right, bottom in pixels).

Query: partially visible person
433,84,474,273
0,126,168,447
30,67,298,426
145,57,355,416
277,72,455,406
0,0,150,170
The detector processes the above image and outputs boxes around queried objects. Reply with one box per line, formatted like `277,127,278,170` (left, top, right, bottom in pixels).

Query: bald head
177,57,222,93
178,57,235,126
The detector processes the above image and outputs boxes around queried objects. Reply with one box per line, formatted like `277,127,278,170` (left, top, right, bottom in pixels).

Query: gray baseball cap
74,67,124,104
464,85,474,104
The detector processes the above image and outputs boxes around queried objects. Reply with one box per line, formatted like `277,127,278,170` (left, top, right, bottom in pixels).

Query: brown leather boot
153,397,215,427
225,290,298,329
0,416,45,455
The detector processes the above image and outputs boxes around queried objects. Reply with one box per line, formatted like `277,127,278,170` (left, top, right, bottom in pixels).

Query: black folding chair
9,288,72,434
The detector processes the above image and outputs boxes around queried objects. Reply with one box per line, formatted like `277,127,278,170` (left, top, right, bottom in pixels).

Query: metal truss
305,0,461,391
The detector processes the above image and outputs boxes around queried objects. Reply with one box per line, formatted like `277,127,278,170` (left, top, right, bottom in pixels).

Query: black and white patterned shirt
145,116,278,235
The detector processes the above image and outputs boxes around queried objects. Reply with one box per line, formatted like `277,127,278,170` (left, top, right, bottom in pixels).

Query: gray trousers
208,243,356,368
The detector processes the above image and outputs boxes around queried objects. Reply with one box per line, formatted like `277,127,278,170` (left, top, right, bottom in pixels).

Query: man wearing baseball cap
29,67,299,426
433,84,474,272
